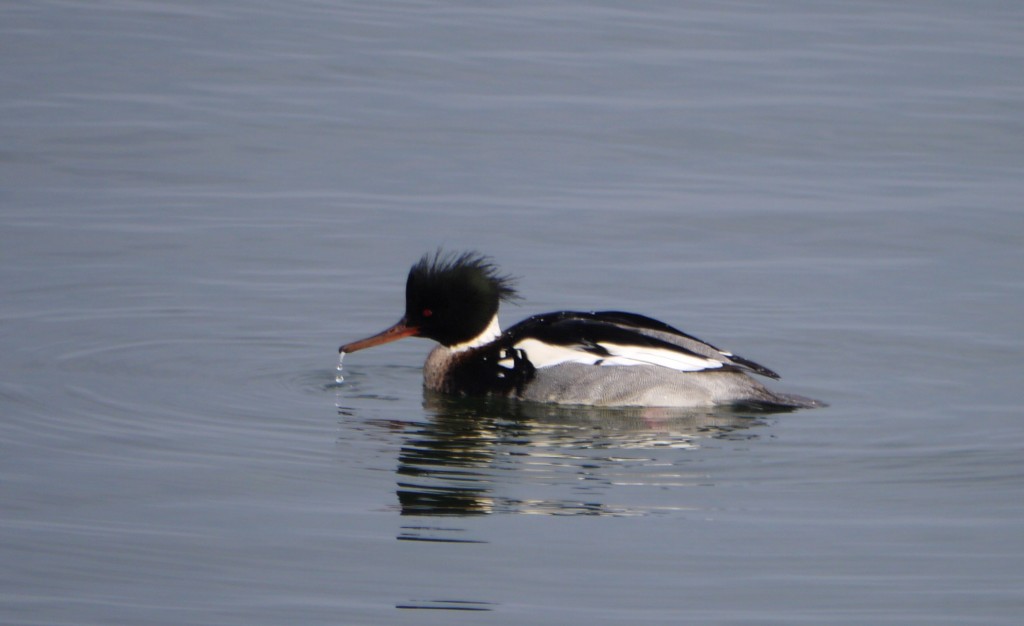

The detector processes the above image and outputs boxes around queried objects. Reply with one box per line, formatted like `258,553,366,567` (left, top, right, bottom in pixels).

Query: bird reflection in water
392,392,795,520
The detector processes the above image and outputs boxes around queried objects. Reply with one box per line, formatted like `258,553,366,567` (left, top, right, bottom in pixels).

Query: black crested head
404,250,519,347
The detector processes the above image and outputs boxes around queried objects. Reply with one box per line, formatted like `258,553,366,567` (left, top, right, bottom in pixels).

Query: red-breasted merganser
340,251,821,409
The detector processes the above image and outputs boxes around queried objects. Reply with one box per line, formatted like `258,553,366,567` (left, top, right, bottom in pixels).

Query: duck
340,251,821,409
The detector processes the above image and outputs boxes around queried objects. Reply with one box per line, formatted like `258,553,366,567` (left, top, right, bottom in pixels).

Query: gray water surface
3,1,1023,624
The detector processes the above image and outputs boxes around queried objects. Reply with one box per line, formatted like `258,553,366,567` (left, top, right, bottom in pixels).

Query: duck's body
340,251,820,409
421,310,814,408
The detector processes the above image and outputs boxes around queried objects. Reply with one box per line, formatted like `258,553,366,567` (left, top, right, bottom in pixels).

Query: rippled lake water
3,1,1023,624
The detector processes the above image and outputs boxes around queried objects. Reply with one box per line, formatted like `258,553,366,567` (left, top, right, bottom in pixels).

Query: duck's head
340,250,518,353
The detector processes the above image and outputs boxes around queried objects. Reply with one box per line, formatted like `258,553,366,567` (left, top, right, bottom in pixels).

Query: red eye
422,308,433,318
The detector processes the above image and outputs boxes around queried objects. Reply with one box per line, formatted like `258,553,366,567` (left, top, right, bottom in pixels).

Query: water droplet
335,351,345,384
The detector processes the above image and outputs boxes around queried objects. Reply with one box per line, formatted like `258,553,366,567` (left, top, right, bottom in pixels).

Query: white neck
448,314,501,353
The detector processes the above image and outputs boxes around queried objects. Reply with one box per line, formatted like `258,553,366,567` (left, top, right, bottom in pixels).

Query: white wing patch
515,338,724,373
596,342,724,372
514,339,600,368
